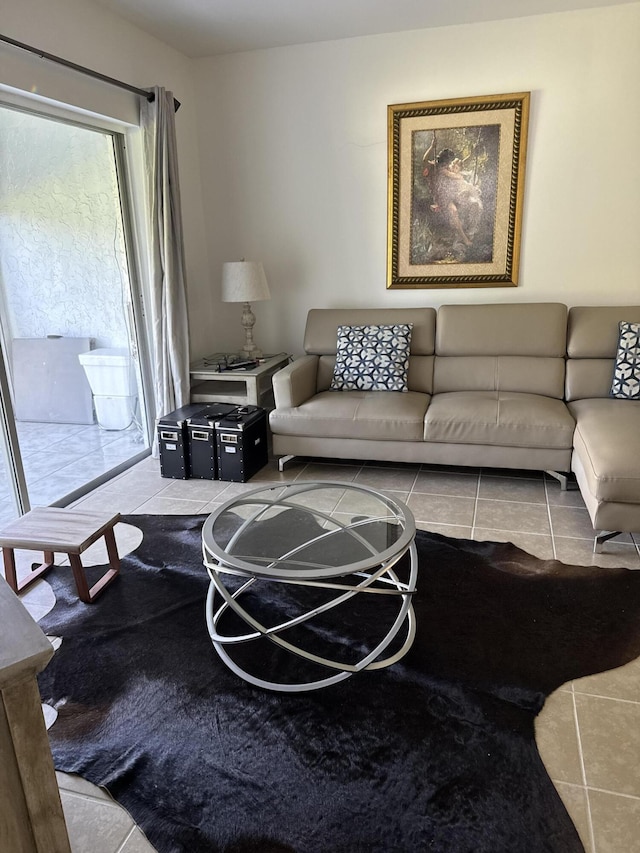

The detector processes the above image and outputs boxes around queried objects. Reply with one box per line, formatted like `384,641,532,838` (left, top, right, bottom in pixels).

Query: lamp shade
221,261,270,303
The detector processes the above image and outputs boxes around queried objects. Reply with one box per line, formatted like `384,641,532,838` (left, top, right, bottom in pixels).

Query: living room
1,1,640,852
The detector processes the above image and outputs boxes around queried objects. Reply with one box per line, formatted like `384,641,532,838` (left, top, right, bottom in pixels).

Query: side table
189,352,290,408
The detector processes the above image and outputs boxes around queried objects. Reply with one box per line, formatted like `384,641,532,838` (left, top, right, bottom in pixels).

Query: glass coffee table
201,481,417,692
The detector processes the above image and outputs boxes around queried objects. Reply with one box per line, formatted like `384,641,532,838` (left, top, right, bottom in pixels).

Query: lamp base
240,346,262,359
240,301,263,360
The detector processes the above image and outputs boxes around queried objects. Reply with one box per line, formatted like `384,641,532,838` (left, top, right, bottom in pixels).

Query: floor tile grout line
404,464,419,504
409,464,420,497
115,823,140,853
544,476,558,560
58,787,124,808
470,470,481,536
583,784,640,801
411,489,477,501
477,495,549,506
571,691,597,853
571,691,640,707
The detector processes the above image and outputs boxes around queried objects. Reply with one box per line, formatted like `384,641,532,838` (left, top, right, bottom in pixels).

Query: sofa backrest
303,308,436,393
566,305,640,401
434,303,568,398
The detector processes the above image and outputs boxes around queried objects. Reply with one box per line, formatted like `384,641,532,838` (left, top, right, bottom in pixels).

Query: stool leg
104,526,121,574
3,548,18,593
69,554,92,603
3,548,55,595
70,526,121,603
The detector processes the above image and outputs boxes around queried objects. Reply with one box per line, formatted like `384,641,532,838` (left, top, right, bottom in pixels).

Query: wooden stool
0,507,122,604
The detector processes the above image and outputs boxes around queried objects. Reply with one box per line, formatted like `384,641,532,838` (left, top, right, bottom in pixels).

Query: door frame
0,96,155,515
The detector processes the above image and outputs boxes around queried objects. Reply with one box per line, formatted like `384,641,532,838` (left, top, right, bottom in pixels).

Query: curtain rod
0,33,180,111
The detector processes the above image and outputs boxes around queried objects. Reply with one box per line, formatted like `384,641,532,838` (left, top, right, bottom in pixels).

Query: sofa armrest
272,355,319,408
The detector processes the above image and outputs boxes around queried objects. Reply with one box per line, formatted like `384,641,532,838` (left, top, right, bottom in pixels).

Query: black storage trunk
188,403,239,480
215,406,268,483
157,403,208,479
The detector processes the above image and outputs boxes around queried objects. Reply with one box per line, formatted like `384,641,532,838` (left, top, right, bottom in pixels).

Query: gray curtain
141,86,190,452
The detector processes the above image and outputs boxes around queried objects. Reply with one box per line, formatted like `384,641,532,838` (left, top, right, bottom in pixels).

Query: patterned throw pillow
330,324,413,392
610,321,640,399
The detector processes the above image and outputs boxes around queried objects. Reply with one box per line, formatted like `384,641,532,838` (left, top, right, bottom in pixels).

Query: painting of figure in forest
411,125,500,266
388,93,529,287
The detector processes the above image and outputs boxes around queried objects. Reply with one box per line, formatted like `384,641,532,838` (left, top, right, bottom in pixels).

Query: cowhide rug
37,513,640,853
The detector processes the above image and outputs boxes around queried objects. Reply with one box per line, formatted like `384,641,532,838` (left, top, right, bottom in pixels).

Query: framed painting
387,92,530,289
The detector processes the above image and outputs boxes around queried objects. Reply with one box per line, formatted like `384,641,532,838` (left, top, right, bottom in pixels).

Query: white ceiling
91,0,629,58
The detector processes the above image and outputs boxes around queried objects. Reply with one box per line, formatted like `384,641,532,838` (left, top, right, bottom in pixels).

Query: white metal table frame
201,481,418,692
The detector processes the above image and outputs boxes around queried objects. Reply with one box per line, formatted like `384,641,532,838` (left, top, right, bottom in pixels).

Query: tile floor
6,454,640,853
0,420,147,526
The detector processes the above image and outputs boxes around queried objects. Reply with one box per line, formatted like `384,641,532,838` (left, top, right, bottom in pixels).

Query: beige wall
195,3,640,357
1,0,213,359
2,2,639,361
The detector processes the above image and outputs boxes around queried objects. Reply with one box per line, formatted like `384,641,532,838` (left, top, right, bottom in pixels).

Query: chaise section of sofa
424,303,575,471
566,306,640,542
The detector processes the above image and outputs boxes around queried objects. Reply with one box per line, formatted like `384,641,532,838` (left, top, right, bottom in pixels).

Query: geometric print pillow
610,321,640,399
330,324,413,392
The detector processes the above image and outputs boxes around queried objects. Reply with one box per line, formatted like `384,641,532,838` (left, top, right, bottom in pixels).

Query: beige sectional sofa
269,303,640,546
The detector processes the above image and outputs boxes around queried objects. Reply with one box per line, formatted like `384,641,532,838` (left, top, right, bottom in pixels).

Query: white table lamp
221,261,271,359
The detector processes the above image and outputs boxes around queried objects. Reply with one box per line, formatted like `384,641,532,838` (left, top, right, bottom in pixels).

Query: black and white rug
37,513,640,853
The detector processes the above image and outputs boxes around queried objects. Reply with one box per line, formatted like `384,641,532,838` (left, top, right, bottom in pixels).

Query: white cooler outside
78,347,138,430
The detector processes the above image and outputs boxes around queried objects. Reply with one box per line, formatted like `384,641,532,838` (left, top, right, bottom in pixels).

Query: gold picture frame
387,92,530,289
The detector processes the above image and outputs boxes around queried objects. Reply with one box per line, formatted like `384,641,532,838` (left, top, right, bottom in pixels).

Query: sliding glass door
0,103,151,524
0,341,26,522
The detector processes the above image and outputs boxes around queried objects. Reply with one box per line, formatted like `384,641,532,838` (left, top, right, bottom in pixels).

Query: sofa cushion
434,304,568,399
566,306,640,401
269,390,430,441
436,303,568,357
565,359,617,402
304,308,435,356
610,321,640,400
569,399,640,503
567,306,640,358
330,324,412,392
434,356,566,398
424,392,575,449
